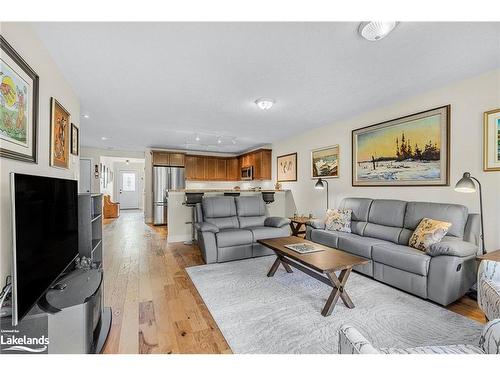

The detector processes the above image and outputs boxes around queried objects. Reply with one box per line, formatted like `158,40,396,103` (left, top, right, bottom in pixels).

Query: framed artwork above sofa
352,105,450,186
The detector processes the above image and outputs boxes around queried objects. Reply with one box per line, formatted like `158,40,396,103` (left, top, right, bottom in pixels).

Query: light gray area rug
186,256,483,354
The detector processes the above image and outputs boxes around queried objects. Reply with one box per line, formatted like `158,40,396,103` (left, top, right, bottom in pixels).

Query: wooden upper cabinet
169,153,185,167
194,156,206,180
152,152,170,166
185,155,197,180
152,152,185,167
216,158,227,180
205,157,217,180
226,158,239,181
260,149,272,180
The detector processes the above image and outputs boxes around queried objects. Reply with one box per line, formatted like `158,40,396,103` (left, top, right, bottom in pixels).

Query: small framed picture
71,123,79,155
484,108,500,171
277,152,297,182
50,97,71,169
311,145,339,179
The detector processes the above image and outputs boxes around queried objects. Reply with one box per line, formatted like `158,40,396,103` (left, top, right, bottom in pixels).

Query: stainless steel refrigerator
153,166,185,225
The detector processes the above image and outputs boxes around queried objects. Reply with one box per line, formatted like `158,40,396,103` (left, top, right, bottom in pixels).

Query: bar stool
183,192,204,245
262,192,275,204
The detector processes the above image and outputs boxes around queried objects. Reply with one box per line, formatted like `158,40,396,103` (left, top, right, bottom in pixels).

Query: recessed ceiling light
101,136,108,141
195,134,200,142
255,98,275,110
359,21,397,41
82,114,90,119
217,137,222,144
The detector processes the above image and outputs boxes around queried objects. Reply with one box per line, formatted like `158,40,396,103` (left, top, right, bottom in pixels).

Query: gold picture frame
311,145,339,179
483,108,500,171
50,97,71,169
277,152,297,182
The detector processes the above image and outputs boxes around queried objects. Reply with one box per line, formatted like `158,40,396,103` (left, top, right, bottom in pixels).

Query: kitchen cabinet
152,152,185,167
184,149,271,181
169,153,185,167
152,152,170,166
226,158,239,181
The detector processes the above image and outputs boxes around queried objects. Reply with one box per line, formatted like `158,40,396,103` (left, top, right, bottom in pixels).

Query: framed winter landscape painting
352,105,450,186
483,108,500,171
311,145,339,179
0,36,39,163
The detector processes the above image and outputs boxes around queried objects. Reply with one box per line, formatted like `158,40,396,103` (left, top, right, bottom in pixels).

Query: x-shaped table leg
321,268,354,316
267,256,293,277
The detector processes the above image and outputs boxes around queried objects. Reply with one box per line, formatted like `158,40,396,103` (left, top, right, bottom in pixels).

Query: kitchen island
166,190,294,243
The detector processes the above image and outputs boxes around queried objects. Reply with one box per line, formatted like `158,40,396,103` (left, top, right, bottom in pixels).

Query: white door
79,158,92,193
119,170,139,209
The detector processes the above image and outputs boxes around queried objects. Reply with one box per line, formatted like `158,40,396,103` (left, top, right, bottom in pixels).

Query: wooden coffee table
258,236,369,317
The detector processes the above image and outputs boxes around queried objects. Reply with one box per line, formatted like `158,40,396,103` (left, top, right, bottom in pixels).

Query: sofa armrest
264,217,291,228
338,325,380,354
478,260,500,321
195,222,219,233
479,319,500,354
306,219,325,230
427,239,478,257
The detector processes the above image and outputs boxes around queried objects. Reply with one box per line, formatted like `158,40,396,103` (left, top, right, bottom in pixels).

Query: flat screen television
10,173,79,325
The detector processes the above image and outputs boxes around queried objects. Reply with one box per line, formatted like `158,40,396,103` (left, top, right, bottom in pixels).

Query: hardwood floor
102,211,231,354
101,211,485,354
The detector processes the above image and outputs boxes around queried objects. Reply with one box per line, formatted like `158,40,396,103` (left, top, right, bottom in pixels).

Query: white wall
80,146,145,194
0,23,80,281
272,69,500,251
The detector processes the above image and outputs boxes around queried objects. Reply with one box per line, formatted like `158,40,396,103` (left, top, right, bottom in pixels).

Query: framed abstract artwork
352,105,450,186
50,98,71,169
483,108,500,171
71,123,79,156
277,152,297,182
0,36,39,163
311,145,339,179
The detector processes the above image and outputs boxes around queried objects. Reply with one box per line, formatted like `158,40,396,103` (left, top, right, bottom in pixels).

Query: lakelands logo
1,331,49,353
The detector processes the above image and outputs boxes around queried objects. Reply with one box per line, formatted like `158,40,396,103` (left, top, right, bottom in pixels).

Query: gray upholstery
196,195,290,264
216,229,253,247
265,217,291,228
372,243,430,276
338,234,390,259
404,201,468,238
249,226,290,241
306,197,479,306
195,222,219,233
427,238,479,257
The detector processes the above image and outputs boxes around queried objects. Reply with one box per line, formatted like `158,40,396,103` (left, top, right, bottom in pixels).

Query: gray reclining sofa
306,198,480,306
195,195,291,264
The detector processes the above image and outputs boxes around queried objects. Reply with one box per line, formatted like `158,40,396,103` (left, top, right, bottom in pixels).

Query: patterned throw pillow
325,208,352,233
409,218,452,251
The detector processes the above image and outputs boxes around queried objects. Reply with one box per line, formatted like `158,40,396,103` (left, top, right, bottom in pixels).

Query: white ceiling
32,22,500,153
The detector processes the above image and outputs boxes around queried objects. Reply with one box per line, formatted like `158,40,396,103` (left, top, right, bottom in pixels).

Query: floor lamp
454,172,485,255
314,178,329,210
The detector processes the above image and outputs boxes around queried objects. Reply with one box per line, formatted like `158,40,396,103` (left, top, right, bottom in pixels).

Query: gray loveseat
195,195,291,264
306,198,481,306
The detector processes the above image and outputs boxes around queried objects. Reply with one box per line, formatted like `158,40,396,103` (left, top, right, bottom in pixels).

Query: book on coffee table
284,243,325,254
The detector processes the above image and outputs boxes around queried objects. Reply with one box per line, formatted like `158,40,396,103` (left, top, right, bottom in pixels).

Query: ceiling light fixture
255,98,275,110
358,21,397,41
126,159,130,165
217,137,222,144
195,134,200,142
101,136,108,141
82,114,90,119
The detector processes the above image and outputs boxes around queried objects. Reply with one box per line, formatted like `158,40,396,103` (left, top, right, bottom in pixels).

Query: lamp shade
315,178,325,190
454,172,476,193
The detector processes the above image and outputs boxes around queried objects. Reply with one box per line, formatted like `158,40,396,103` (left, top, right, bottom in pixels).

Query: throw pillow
409,218,452,251
325,208,352,233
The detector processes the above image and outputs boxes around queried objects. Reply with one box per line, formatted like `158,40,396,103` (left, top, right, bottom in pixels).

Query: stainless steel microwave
241,166,253,180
